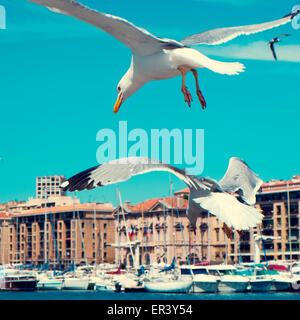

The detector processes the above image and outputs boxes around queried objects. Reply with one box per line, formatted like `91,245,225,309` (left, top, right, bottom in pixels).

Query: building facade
1,175,299,268
36,175,66,199
113,195,231,267
4,202,115,268
0,212,11,265
255,176,300,262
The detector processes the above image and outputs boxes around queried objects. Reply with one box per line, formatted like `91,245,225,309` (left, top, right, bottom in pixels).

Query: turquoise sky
0,0,299,205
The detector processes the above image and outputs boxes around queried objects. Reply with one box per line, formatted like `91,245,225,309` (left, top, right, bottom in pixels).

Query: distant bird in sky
268,34,291,60
61,157,263,238
28,0,299,113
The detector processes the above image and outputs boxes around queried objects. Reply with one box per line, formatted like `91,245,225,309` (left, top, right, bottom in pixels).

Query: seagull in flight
28,0,300,113
61,157,263,238
268,34,291,60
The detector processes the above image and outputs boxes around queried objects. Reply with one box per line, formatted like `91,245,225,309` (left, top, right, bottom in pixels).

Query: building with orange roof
112,194,231,267
1,174,299,268
5,200,116,268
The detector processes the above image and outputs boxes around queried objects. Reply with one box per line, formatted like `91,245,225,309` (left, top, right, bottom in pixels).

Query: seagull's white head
113,69,143,114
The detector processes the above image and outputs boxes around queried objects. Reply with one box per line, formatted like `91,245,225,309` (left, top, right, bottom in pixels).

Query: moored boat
180,265,219,293
144,279,193,293
62,275,90,290
206,265,249,292
0,267,38,291
246,265,272,292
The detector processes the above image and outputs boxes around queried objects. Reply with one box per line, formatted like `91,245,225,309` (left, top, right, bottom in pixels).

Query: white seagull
61,157,263,238
27,0,299,113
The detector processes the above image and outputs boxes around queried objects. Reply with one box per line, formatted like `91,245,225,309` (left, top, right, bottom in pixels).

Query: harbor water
0,290,300,300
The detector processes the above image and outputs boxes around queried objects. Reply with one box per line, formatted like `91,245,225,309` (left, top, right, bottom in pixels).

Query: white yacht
245,265,272,292
267,264,294,291
36,271,63,290
206,265,249,292
180,265,219,293
61,273,90,290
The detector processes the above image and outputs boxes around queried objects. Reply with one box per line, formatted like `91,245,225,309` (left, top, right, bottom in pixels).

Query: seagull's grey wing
27,0,182,55
61,157,202,192
269,41,278,60
181,12,297,46
218,157,263,205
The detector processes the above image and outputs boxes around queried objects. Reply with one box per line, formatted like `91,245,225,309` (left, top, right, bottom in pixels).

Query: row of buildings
0,174,299,269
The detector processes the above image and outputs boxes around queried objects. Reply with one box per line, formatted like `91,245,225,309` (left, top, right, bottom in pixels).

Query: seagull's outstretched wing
218,157,263,205
192,192,263,230
181,12,299,46
269,41,278,60
61,157,206,192
27,0,182,55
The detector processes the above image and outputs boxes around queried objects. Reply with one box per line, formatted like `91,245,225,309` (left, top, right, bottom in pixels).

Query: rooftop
10,203,115,217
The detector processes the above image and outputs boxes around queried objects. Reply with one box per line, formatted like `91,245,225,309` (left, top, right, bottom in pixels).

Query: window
215,228,220,242
276,205,281,215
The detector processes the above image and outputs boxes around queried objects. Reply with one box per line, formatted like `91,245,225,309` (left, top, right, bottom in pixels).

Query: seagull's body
28,0,299,112
61,157,264,238
123,48,243,101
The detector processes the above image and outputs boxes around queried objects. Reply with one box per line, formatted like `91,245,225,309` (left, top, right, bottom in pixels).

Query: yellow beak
113,93,123,114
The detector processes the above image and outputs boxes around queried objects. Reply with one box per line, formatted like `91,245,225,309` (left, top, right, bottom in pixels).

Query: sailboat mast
287,181,292,265
77,208,88,265
170,179,175,262
141,204,144,266
116,186,137,271
43,187,48,265
93,201,97,265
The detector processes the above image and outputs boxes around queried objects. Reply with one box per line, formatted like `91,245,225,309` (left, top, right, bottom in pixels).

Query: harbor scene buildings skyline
0,173,299,269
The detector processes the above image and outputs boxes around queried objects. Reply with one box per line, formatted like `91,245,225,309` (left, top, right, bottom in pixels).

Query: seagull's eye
117,86,121,92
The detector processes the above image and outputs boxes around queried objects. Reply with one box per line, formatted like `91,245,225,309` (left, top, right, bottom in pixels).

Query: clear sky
0,0,299,205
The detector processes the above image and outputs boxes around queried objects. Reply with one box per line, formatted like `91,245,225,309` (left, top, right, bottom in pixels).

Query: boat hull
62,278,90,290
249,279,272,292
37,279,63,291
0,278,38,291
271,280,291,292
192,280,218,293
144,280,193,293
218,276,249,292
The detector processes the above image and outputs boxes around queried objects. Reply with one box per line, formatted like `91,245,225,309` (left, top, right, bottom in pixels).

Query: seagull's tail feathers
172,48,245,75
205,60,245,75
193,192,263,231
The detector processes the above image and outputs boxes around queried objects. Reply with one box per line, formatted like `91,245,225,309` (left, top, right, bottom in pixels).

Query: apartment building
7,202,116,268
36,175,66,199
0,211,11,265
221,175,300,263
